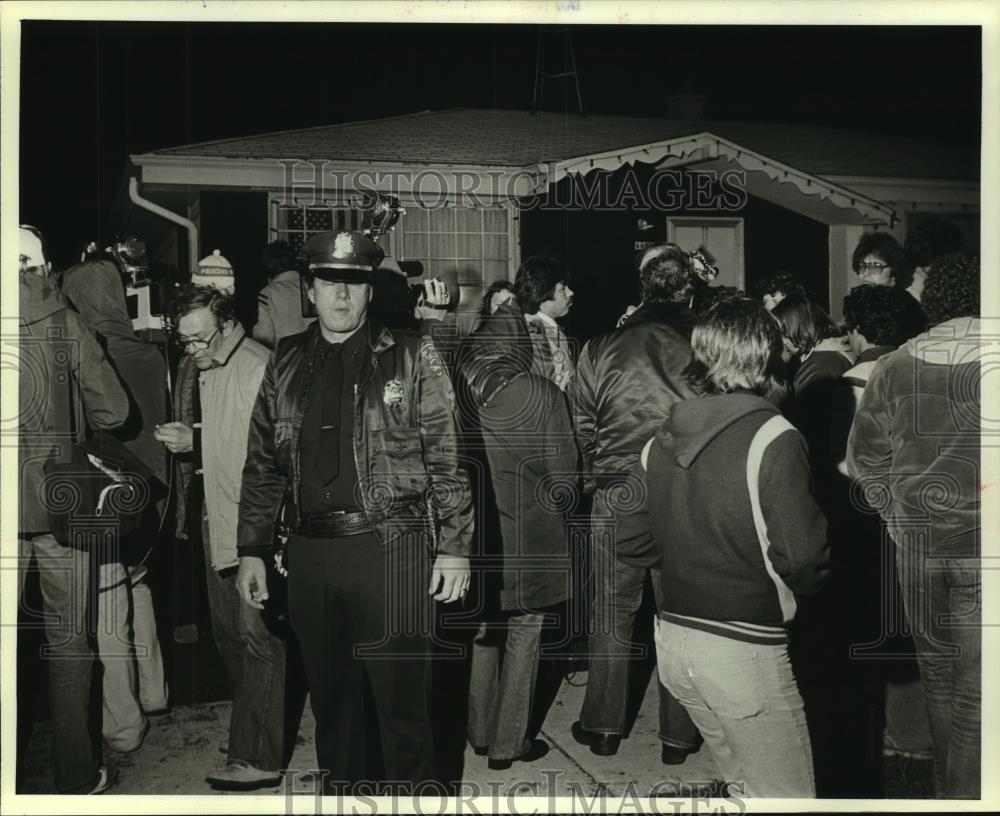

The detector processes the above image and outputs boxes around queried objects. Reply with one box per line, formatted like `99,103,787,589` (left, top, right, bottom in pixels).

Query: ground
15,670,931,802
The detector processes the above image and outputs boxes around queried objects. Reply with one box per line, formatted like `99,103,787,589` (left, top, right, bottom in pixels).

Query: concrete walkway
17,672,722,799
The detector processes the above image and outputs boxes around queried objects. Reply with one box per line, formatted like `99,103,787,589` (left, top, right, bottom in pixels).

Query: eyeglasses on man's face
176,328,219,352
857,261,891,272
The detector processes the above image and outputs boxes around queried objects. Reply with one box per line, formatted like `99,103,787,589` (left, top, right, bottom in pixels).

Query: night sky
19,21,982,269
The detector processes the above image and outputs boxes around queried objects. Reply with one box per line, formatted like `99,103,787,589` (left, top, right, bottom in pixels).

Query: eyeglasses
857,261,891,272
176,328,219,352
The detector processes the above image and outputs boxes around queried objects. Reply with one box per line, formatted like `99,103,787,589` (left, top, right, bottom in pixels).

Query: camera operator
60,249,171,760
18,225,129,794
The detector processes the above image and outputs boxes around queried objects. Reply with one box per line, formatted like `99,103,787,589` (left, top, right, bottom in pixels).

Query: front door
666,217,745,291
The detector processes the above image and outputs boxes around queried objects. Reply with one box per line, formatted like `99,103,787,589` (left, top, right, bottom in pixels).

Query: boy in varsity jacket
641,297,830,798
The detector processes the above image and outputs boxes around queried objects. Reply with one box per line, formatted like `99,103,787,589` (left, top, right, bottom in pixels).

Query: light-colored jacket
252,270,315,349
199,324,269,569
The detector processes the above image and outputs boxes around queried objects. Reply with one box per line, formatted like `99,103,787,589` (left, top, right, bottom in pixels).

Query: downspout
128,175,199,274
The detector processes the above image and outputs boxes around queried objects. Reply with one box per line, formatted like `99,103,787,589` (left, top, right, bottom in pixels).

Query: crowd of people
15,217,980,799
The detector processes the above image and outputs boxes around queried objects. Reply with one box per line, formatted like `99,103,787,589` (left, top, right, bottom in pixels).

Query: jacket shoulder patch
420,341,447,377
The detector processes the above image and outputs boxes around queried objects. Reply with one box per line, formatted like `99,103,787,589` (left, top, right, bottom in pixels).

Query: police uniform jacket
236,319,474,558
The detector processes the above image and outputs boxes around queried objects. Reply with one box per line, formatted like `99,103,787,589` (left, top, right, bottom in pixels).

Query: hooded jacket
60,260,168,484
463,304,578,610
18,273,129,533
645,392,830,643
847,317,980,562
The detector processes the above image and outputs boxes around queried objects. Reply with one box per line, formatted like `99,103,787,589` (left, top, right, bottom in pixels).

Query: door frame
666,216,746,291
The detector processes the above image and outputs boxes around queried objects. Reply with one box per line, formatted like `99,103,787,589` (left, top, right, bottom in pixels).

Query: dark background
20,22,982,270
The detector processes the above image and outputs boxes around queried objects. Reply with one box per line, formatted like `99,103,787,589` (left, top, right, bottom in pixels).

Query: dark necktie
317,344,344,485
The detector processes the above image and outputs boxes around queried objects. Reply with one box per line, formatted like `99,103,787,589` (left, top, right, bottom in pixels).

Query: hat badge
333,232,354,259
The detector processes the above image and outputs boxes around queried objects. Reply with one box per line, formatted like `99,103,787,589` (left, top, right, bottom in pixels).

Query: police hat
299,230,385,283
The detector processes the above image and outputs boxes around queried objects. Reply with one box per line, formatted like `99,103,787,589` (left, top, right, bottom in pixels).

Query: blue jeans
895,541,980,798
654,617,815,798
467,612,548,761
19,534,100,793
581,519,700,749
202,523,286,771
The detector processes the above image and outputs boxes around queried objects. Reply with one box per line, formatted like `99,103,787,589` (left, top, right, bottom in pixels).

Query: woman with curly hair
851,231,927,338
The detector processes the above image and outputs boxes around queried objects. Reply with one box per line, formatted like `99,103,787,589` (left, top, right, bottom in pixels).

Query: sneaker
104,720,150,768
881,734,933,761
87,765,119,795
205,760,282,791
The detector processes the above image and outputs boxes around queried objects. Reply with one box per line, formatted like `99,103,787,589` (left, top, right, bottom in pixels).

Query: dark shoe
205,761,282,791
86,765,119,795
661,743,699,765
571,721,621,756
488,738,550,771
471,744,489,756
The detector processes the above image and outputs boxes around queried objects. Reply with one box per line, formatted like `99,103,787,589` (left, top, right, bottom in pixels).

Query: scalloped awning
545,132,897,227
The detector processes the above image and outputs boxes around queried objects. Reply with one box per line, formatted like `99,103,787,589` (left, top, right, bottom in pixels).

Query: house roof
146,108,979,182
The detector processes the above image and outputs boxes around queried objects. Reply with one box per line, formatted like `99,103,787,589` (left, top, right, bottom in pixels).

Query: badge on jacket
383,378,406,408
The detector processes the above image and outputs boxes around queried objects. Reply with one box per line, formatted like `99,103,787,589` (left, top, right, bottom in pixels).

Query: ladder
532,25,584,115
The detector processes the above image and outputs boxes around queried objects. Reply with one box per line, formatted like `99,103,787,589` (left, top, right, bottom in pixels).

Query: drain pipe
128,175,199,274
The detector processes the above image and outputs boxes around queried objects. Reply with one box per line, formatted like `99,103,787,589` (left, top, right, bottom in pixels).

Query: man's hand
415,278,450,321
423,278,450,308
154,421,194,454
236,556,269,610
428,554,470,603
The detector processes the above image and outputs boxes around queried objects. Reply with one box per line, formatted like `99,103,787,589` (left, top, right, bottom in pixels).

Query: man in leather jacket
569,243,703,764
235,230,472,789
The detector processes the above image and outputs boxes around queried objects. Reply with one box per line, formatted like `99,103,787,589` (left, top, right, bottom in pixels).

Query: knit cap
192,249,234,292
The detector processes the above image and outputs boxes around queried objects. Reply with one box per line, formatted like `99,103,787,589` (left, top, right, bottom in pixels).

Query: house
123,108,980,335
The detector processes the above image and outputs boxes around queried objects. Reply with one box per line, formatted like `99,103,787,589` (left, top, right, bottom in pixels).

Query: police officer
235,230,473,789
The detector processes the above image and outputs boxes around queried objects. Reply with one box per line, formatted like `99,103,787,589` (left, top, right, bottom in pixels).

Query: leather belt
299,509,372,538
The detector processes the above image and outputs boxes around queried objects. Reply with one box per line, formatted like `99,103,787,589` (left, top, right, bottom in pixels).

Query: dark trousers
287,533,435,786
202,527,287,771
19,534,99,793
581,520,701,750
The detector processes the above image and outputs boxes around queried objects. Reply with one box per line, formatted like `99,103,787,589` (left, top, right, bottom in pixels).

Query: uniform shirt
299,323,370,515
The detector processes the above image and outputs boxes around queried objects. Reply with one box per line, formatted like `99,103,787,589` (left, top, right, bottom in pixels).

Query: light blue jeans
97,563,169,751
653,616,815,798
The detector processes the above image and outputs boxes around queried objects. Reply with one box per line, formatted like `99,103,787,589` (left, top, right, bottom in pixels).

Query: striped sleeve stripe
660,612,788,645
746,414,799,623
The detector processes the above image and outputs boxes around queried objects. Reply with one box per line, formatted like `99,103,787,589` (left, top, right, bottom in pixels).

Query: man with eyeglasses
850,232,927,339
154,284,287,791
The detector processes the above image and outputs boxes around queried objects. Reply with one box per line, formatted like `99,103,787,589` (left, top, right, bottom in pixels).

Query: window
399,206,512,335
269,200,363,256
